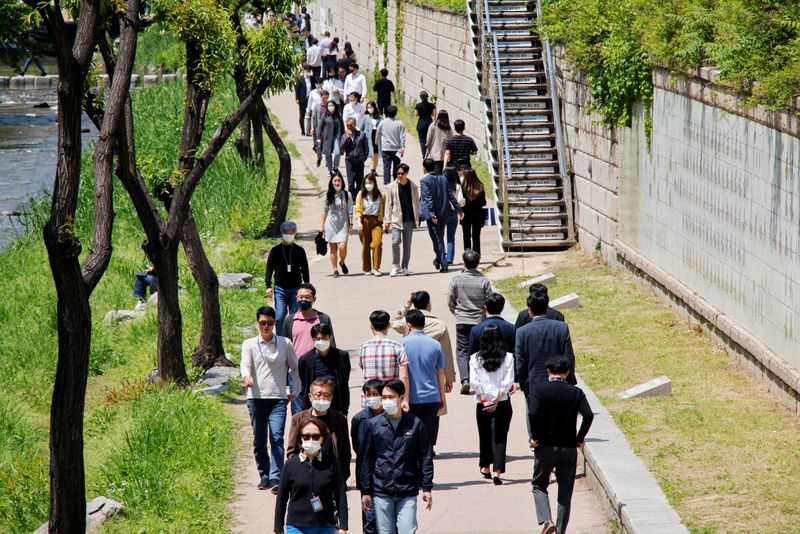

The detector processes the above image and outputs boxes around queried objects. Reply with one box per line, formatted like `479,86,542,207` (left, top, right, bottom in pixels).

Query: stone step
505,231,570,244
507,204,563,215
493,145,555,157
490,121,554,133
506,177,561,189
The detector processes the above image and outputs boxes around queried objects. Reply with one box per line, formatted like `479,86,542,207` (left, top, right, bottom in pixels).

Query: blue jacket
514,316,577,393
351,406,380,491
419,172,461,222
360,412,434,497
467,315,517,356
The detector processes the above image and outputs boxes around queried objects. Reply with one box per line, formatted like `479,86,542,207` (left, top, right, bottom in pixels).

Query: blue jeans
289,375,303,414
246,398,287,483
427,220,447,269
287,526,335,534
325,139,341,173
381,150,400,184
373,495,418,534
132,272,157,298
274,285,298,334
445,212,458,264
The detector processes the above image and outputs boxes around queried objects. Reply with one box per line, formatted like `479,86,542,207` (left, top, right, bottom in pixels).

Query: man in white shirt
305,38,323,80
342,91,366,128
324,65,347,106
344,63,368,103
241,305,300,492
306,78,325,141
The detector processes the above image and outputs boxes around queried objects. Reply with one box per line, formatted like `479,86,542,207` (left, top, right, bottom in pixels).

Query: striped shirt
445,134,478,169
447,269,494,325
359,334,408,382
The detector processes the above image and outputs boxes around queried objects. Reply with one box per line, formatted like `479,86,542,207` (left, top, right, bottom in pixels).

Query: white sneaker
363,270,372,276
371,268,381,277
389,266,400,277
403,268,412,276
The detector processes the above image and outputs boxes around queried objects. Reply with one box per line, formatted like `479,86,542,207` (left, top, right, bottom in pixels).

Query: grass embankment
0,81,283,533
495,250,800,534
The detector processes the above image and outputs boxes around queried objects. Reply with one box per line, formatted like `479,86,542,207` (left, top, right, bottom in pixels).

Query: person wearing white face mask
265,220,311,333
287,378,352,482
350,379,385,534
274,418,349,534
355,171,386,276
360,379,434,534
298,323,351,415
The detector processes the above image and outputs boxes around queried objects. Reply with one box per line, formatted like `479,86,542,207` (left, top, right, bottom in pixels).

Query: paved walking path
229,90,609,533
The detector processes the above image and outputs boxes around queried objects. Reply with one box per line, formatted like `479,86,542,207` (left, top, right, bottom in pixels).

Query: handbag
314,231,327,256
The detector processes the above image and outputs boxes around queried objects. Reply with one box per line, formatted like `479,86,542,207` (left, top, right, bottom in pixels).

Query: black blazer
467,315,516,356
295,75,310,103
514,306,565,329
528,379,593,447
298,347,352,415
515,317,576,393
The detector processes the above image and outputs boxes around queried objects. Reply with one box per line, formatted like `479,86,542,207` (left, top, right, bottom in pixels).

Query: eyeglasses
258,320,275,327
311,391,333,400
301,433,322,441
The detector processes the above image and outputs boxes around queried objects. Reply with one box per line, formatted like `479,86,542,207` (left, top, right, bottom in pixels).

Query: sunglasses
301,433,322,441
258,320,275,327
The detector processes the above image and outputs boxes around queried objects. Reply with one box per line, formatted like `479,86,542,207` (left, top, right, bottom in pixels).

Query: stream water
0,89,96,249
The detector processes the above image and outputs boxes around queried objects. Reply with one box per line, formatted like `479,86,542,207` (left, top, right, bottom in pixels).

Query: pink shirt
290,310,320,358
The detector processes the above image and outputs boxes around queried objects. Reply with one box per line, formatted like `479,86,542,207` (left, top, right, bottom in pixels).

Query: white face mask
282,234,294,243
314,339,331,352
365,396,382,410
311,399,331,413
381,398,399,415
364,183,375,191
301,440,321,455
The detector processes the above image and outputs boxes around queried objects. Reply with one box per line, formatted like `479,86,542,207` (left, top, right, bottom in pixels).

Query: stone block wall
309,0,380,71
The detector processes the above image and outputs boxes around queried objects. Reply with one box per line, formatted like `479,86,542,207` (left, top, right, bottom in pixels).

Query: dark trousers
532,446,578,534
133,272,158,298
475,400,513,473
462,218,483,255
427,220,447,270
298,99,308,135
417,121,431,157
409,402,440,447
455,323,475,384
381,150,400,184
377,101,390,117
346,158,366,192
311,66,321,79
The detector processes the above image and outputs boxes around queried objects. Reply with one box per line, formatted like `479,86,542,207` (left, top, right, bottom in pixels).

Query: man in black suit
294,66,313,135
528,356,593,534
514,283,564,329
467,292,516,356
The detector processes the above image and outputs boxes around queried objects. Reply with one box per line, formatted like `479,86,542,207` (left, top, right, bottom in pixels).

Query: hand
348,225,354,235
445,382,453,393
338,530,347,534
265,287,273,300
399,148,405,157
244,376,254,388
401,399,410,412
317,139,322,144
529,439,539,449
288,393,296,401
383,223,391,232
508,383,517,396
405,292,414,310
458,211,464,221
145,266,155,274
439,399,445,411
422,491,433,511
310,128,315,136
361,495,372,514
577,442,584,450
346,129,353,137
431,217,438,225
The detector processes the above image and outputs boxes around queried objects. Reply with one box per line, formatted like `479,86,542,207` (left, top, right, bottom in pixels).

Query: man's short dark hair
527,291,549,316
370,310,391,330
397,162,409,174
310,323,333,338
351,62,359,71
380,68,388,77
297,282,316,296
411,290,430,310
529,282,549,296
405,308,426,329
545,355,572,375
454,119,466,133
463,249,480,269
386,105,398,118
362,378,385,394
422,158,435,172
485,293,505,315
381,378,406,397
256,305,275,319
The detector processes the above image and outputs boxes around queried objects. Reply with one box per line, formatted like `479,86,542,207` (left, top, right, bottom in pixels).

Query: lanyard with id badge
308,459,324,513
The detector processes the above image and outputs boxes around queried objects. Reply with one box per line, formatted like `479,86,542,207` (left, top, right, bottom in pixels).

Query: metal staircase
469,0,575,249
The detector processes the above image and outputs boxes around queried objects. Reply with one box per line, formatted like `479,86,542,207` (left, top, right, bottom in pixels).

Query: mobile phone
482,403,496,411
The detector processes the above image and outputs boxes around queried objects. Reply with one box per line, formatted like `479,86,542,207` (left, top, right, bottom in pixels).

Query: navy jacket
515,317,576,393
419,172,460,222
351,406,380,491
514,307,565,329
360,412,434,497
467,315,516,356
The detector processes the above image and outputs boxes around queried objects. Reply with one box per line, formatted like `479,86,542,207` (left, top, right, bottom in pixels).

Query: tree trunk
236,114,252,160
154,239,188,383
260,101,292,237
251,107,264,167
183,211,232,369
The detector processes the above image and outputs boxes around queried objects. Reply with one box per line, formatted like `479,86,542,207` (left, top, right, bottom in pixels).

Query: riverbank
0,81,288,532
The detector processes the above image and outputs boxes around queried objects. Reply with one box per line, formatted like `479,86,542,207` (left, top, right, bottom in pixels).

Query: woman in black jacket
274,417,348,534
317,101,344,173
460,168,487,254
298,323,352,415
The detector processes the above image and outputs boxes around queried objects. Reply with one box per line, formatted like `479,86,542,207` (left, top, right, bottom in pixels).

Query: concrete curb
500,304,689,533
0,72,183,90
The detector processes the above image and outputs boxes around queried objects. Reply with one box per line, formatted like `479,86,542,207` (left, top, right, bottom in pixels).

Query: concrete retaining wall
0,72,183,90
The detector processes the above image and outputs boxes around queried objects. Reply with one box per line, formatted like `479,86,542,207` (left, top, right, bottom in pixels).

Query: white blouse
469,352,515,404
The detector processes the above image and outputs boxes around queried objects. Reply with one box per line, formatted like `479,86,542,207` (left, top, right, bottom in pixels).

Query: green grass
407,0,466,15
0,80,287,533
495,250,800,534
134,22,184,74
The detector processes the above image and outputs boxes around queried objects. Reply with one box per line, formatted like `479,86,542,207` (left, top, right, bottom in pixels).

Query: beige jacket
383,179,420,230
425,124,452,161
392,308,456,386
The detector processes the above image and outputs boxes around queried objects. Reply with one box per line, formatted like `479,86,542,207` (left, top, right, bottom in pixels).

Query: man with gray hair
265,221,311,332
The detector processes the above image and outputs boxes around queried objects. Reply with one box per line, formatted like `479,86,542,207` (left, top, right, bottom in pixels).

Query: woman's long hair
325,101,340,118
361,171,380,201
477,325,505,373
462,168,484,201
326,169,348,205
436,110,450,131
443,167,460,195
365,101,380,118
328,37,339,53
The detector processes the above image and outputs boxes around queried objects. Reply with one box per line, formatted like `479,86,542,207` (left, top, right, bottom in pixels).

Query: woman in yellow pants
355,171,386,276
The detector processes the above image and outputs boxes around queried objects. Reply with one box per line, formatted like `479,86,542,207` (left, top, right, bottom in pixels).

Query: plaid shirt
359,334,408,381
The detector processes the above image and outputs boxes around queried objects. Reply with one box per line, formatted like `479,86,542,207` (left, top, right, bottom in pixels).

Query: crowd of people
254,239,594,534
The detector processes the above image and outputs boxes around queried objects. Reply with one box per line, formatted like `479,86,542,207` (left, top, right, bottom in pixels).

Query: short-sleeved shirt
415,101,435,126
401,331,445,404
289,310,321,358
359,334,408,382
374,78,395,104
445,134,478,169
398,181,414,222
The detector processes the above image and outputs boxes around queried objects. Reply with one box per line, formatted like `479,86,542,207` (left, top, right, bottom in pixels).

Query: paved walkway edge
497,303,689,534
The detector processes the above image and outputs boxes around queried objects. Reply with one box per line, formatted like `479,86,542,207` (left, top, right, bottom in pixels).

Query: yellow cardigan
354,191,386,220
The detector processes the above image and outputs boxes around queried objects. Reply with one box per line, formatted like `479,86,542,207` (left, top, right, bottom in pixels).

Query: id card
310,495,323,513
286,264,292,273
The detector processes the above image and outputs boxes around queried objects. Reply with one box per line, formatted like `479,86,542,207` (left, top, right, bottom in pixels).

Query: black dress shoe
480,468,491,480
460,382,471,395
433,259,440,270
493,476,503,485
257,478,270,490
